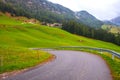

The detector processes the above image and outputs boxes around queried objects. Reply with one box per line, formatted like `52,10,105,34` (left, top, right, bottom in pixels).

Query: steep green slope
0,13,54,73
0,13,120,52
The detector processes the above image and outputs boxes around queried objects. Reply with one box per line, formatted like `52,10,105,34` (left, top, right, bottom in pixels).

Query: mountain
0,0,76,23
0,0,103,28
75,11,103,28
111,16,120,26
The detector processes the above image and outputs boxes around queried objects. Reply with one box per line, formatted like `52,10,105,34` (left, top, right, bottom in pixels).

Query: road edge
0,54,56,80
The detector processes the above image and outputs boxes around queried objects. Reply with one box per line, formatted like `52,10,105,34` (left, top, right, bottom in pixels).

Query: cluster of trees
62,20,120,46
0,1,31,18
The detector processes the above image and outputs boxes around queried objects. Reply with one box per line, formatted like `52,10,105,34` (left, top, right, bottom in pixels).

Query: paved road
5,50,112,80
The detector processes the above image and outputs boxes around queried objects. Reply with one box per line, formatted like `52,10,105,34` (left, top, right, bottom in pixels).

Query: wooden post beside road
112,54,115,60
37,50,40,60
0,56,3,72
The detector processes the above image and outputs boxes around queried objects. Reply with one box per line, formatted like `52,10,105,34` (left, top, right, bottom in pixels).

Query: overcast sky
48,0,120,20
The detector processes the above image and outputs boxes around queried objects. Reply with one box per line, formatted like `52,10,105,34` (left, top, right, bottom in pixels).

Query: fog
49,0,120,20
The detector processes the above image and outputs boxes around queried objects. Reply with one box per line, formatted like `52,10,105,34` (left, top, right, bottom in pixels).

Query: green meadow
0,13,120,73
0,47,52,73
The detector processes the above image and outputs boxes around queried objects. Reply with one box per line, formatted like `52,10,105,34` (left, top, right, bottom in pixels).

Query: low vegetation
0,47,52,73
0,13,120,51
0,13,54,73
102,25,120,34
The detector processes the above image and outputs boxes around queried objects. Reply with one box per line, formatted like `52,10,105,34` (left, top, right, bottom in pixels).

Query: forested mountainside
75,11,103,28
0,0,103,28
0,0,76,23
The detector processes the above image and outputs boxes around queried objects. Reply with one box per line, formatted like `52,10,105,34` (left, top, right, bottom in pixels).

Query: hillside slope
75,11,103,28
0,13,120,52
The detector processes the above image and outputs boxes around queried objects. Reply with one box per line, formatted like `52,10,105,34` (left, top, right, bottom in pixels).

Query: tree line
0,1,32,18
62,20,120,46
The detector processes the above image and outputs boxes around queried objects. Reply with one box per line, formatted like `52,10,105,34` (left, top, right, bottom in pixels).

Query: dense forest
0,1,31,18
62,20,120,46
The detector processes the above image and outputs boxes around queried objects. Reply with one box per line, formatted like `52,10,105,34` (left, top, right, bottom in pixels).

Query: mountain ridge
0,0,103,28
75,10,103,28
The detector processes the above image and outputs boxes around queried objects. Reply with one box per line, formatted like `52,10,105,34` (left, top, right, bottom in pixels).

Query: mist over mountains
111,16,120,26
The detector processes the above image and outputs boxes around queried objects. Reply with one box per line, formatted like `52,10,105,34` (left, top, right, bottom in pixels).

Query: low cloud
49,0,120,20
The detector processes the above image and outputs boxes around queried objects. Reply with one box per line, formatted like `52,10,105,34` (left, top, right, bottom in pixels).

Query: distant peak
76,10,91,15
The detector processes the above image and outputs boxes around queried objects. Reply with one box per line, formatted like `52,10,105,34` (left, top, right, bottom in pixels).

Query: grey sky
48,0,120,20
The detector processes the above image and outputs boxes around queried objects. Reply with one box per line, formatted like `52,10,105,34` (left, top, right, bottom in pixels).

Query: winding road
5,50,112,80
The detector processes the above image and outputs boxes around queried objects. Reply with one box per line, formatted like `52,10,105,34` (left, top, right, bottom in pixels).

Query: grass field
0,47,52,73
0,13,120,74
102,24,120,34
0,19,120,51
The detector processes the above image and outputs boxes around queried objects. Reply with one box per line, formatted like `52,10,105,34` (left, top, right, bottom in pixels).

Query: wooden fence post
0,56,3,72
112,54,115,60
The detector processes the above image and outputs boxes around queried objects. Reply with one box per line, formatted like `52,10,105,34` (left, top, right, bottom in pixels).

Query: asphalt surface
5,50,112,80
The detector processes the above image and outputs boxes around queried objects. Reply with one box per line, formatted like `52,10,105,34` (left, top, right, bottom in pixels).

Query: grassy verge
81,49,120,80
57,48,120,80
0,47,53,74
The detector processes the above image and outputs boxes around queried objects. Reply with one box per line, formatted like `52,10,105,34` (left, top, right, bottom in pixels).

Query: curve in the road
5,50,112,80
